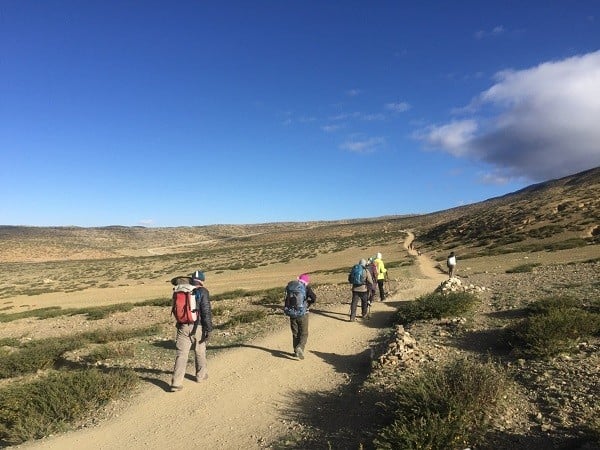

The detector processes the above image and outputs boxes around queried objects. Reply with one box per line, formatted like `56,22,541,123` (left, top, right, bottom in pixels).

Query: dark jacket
194,286,213,332
305,285,317,306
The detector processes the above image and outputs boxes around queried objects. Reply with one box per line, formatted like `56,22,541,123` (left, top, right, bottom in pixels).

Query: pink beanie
298,273,310,284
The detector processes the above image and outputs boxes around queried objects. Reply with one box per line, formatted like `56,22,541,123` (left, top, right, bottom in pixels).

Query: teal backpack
349,264,366,285
284,280,307,318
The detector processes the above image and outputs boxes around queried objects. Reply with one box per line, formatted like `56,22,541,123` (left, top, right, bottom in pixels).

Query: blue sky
1,1,599,227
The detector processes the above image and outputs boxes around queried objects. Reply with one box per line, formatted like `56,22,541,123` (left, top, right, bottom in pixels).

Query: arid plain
1,167,599,449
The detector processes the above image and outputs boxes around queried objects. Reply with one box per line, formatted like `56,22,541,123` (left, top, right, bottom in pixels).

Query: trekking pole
384,273,390,297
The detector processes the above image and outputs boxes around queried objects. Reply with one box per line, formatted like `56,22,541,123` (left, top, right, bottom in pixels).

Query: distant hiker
366,257,378,305
170,270,213,392
374,252,388,301
447,252,457,278
348,259,374,321
284,273,316,360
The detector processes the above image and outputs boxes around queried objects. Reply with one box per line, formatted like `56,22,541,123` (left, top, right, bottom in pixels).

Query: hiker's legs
172,324,193,387
449,264,455,278
296,314,309,352
350,291,360,320
367,286,375,304
191,325,208,380
377,279,385,301
290,318,300,350
359,292,369,318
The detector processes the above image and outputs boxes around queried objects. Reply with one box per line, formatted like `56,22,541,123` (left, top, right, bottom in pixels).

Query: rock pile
435,276,488,294
376,324,420,368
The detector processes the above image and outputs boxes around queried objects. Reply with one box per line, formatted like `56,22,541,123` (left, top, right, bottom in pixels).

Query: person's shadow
308,307,348,322
208,343,296,360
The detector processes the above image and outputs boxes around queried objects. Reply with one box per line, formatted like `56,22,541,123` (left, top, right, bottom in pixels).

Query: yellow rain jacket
374,257,387,280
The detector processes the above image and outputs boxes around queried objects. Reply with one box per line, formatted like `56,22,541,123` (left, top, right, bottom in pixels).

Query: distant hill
1,167,598,263
413,166,599,254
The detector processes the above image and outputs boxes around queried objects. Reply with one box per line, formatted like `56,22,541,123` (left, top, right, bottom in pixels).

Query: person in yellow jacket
374,252,388,301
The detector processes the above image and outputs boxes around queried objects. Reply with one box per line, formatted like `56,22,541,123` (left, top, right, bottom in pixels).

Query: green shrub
253,287,284,305
510,308,600,358
0,368,138,446
395,291,478,324
0,337,20,347
0,339,81,379
0,325,161,379
82,343,135,364
506,263,541,273
84,303,135,320
222,310,267,328
135,297,170,307
373,358,512,450
212,289,250,301
525,295,580,314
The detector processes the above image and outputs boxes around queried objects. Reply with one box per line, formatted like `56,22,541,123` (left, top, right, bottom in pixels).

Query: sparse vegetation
0,168,598,447
0,325,160,379
395,291,478,324
506,262,541,273
0,368,138,446
506,295,600,358
221,310,268,328
373,358,514,450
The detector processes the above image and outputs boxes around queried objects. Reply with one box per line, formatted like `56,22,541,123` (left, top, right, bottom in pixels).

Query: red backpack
171,285,198,324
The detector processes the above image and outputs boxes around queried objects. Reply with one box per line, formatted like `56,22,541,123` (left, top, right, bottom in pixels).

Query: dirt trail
19,233,446,450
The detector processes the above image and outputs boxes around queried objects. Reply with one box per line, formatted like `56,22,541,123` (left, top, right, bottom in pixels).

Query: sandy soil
16,233,447,450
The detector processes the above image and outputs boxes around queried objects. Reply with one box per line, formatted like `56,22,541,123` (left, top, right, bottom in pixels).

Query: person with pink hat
283,273,317,360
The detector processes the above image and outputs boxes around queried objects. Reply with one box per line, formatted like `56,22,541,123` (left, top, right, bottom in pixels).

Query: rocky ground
2,258,599,449
370,260,600,449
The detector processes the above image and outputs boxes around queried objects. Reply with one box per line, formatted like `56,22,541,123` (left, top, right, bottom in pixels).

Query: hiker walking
170,270,213,392
348,259,374,321
374,252,388,301
366,257,378,305
447,251,457,278
284,273,316,360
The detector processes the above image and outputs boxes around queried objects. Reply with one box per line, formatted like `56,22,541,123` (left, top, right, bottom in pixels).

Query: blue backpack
284,280,307,318
349,264,366,285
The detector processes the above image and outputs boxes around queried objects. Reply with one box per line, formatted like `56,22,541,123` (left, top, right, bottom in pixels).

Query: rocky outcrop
435,276,488,294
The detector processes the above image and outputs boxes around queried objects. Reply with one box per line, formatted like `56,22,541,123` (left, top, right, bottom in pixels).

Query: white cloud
322,124,343,132
416,120,478,156
474,25,506,39
139,219,154,226
346,89,361,97
416,50,600,182
385,102,411,113
340,137,385,154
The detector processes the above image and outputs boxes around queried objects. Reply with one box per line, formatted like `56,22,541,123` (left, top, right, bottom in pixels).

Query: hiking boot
195,373,209,382
294,346,304,360
170,385,183,392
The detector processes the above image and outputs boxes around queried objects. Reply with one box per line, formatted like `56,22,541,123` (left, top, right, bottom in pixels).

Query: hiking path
19,232,447,450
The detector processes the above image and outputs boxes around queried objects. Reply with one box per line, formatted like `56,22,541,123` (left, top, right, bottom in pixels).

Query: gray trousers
290,314,309,352
448,264,456,278
171,323,207,387
351,291,369,320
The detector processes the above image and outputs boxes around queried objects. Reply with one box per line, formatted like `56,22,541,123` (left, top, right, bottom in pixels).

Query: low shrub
506,263,541,273
222,310,267,328
0,325,161,379
509,307,600,358
373,358,512,449
82,343,136,364
395,291,478,324
212,289,251,301
0,368,138,446
253,287,284,305
84,303,135,320
525,295,580,314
